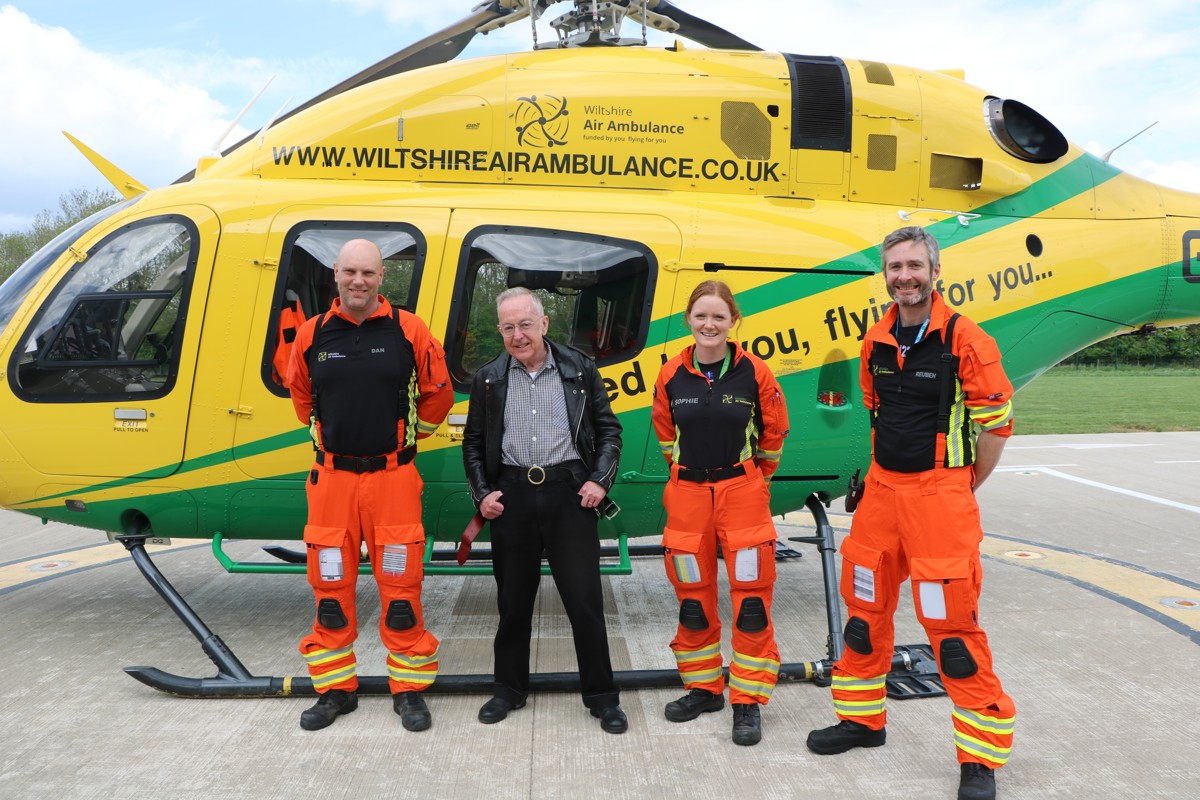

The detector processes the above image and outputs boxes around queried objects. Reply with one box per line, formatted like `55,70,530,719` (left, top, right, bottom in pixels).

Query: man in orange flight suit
287,238,453,733
806,227,1015,800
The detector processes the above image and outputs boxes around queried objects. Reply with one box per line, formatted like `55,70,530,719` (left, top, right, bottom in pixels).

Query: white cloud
0,7,236,229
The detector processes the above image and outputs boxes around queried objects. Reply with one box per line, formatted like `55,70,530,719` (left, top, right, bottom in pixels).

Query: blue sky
3,0,1198,233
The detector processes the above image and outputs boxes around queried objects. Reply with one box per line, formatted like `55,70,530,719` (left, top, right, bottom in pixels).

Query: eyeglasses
497,319,538,338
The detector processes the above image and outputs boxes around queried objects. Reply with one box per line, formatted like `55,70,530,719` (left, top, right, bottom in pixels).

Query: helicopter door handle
446,413,467,442
228,405,254,417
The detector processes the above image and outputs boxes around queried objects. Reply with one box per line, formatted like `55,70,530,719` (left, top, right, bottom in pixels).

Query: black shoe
958,763,996,800
664,688,725,722
806,719,886,754
731,703,762,746
478,695,526,724
299,689,358,731
590,705,628,734
393,691,432,732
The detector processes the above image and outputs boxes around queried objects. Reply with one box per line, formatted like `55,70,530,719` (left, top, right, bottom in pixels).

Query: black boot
958,763,996,800
394,691,432,732
664,688,724,722
731,703,761,746
300,689,358,731
806,719,886,754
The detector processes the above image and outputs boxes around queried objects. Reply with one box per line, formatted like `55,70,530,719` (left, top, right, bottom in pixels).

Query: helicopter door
5,208,217,478
231,209,451,483
436,211,679,536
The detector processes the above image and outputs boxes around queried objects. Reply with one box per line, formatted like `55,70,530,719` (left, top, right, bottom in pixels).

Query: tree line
3,187,1197,366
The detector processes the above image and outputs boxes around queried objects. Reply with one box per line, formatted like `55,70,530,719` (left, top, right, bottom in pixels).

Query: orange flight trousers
833,463,1015,768
299,456,439,695
662,460,781,705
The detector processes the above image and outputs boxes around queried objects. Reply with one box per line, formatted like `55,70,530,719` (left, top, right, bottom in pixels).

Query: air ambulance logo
515,95,570,147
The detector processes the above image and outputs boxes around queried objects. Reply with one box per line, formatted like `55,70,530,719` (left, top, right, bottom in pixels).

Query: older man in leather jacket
462,286,626,734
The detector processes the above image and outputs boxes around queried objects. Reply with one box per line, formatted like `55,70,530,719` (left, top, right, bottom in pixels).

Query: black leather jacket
463,339,622,507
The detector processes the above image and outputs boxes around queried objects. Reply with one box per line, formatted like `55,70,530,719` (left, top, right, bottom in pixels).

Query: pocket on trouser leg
729,540,777,591
373,524,426,588
662,527,711,590
838,537,885,612
304,526,354,588
910,556,978,631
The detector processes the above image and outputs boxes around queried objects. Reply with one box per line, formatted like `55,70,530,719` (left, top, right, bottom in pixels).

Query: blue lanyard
895,314,930,345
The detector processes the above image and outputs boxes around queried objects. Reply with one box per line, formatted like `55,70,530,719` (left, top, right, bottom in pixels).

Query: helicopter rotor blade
288,2,516,119
642,0,760,51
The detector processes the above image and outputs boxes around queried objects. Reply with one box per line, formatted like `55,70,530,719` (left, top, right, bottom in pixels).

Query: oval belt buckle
526,465,546,485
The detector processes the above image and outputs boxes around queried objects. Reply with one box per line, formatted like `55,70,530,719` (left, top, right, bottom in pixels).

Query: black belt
316,447,415,473
677,464,746,483
500,462,582,485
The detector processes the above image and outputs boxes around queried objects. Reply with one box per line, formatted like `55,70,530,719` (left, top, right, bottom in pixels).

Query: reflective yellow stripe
388,666,437,685
674,643,721,665
947,381,967,467
388,650,439,669
833,698,886,716
728,675,775,698
311,663,357,690
731,652,780,674
415,418,439,434
954,731,1012,765
953,706,1016,734
303,645,354,667
971,400,1013,430
680,666,723,683
831,674,886,692
756,447,782,459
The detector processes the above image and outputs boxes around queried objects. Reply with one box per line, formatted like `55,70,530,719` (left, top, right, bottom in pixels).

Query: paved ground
1,432,1198,799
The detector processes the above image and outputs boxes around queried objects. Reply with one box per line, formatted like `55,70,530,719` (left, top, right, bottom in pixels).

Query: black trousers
489,465,618,709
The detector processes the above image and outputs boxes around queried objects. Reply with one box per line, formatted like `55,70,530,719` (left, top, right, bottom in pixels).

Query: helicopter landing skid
117,494,945,700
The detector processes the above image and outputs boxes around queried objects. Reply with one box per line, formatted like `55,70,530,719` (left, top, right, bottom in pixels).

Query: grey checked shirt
501,347,581,468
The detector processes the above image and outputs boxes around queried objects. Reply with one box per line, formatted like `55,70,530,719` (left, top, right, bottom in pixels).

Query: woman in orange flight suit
652,280,789,746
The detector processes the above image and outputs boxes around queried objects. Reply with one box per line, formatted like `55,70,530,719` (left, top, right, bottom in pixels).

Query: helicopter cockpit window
0,197,138,339
448,226,654,390
262,223,425,395
11,216,196,401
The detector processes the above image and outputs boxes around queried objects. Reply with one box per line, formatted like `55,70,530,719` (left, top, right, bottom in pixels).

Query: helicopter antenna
1102,121,1157,163
209,76,275,156
255,96,293,147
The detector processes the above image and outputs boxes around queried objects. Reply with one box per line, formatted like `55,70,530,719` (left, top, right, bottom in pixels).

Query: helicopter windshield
0,197,139,338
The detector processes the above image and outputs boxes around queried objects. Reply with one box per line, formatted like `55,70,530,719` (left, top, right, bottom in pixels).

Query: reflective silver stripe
731,651,780,674
674,643,721,665
311,663,356,690
954,731,1012,764
971,400,1013,430
680,666,723,683
303,645,354,667
729,675,774,698
953,706,1016,734
833,698,885,716
388,650,439,669
947,381,967,467
832,674,886,692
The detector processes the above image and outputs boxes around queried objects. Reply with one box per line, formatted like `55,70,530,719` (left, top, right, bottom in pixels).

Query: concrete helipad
1,431,1198,799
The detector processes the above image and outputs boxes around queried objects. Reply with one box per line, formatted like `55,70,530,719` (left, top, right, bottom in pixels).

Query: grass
1014,367,1200,434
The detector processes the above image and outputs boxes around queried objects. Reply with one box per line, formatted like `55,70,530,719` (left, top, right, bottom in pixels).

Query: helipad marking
980,536,1200,644
0,541,183,594
996,466,1200,515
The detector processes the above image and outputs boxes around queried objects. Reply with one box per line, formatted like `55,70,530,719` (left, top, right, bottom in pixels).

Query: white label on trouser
382,544,408,577
318,548,344,582
853,565,875,603
734,548,759,582
918,582,947,619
